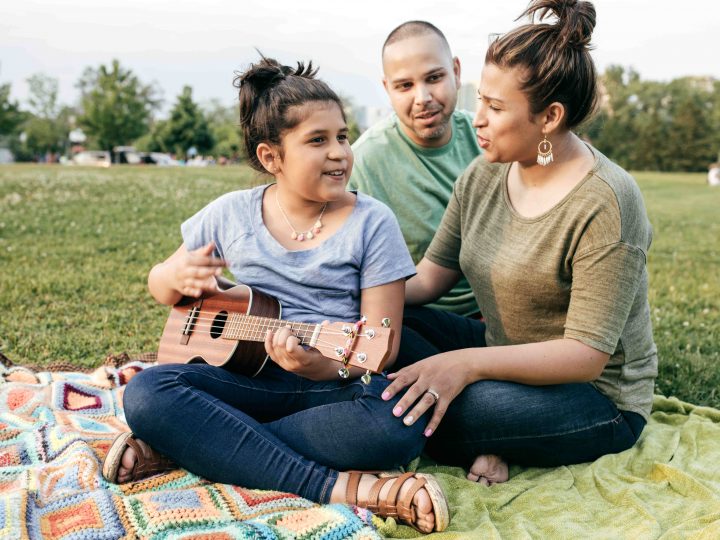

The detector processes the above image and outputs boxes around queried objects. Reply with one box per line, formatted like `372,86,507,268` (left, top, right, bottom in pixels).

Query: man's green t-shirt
349,110,482,316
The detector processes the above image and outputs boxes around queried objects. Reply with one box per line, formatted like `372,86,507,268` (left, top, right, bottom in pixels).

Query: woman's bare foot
116,445,138,483
467,454,508,485
331,472,437,533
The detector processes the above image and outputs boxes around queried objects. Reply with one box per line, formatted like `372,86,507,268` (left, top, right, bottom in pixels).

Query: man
349,21,481,316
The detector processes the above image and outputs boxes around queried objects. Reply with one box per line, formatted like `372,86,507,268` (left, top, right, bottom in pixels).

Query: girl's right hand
172,242,227,298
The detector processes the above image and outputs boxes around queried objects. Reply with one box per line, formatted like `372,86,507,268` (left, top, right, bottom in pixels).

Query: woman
382,0,657,485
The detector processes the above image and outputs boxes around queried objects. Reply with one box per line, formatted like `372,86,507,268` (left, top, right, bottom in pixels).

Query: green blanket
376,395,720,538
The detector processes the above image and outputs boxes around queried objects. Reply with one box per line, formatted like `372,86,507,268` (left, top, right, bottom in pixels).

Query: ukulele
157,278,394,380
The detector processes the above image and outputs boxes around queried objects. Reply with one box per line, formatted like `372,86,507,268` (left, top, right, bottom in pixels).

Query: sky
1,0,719,116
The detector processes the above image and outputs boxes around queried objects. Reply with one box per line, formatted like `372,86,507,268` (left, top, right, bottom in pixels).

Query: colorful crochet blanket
0,356,380,540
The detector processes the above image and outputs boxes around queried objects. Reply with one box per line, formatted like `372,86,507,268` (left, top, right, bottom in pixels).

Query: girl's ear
256,143,279,175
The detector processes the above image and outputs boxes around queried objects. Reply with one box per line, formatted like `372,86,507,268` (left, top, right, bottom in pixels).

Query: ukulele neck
223,313,318,345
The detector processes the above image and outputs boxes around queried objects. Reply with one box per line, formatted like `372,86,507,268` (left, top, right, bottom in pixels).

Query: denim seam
458,412,626,444
174,370,332,500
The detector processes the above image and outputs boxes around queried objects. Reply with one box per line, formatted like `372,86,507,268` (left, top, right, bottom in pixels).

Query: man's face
382,33,461,148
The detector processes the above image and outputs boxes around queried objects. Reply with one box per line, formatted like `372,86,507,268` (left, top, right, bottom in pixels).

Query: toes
468,454,509,485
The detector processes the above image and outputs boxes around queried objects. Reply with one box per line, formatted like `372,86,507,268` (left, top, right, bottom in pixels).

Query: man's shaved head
382,20,452,58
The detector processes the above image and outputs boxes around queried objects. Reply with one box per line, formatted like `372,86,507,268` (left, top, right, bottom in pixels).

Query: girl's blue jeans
123,361,427,503
396,306,646,468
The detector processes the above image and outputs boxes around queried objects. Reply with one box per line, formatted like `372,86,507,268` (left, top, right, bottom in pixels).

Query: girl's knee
123,365,179,429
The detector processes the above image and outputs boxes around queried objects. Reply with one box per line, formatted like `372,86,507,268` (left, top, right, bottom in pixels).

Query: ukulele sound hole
211,311,228,339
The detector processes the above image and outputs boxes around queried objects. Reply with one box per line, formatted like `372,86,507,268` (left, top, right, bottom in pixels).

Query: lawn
1,165,718,408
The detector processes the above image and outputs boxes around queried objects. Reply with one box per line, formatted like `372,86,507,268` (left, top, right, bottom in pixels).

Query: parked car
72,151,111,167
139,152,180,166
113,146,143,165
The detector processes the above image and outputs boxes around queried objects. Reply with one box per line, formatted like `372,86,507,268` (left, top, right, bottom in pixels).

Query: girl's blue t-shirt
181,185,416,324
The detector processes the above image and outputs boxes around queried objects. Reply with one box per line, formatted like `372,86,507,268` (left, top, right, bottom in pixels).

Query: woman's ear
256,143,279,175
542,102,566,135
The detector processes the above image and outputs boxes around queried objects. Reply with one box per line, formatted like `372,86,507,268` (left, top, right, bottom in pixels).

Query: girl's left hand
265,325,327,380
382,354,473,437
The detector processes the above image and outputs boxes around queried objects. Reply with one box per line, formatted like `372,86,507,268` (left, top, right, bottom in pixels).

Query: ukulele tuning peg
381,318,391,328
357,352,367,363
361,371,372,385
338,367,350,379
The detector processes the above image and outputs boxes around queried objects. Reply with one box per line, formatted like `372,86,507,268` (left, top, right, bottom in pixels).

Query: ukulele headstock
318,320,394,373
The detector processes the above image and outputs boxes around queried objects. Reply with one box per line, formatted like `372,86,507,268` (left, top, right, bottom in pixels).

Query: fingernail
424,428,433,437
382,391,390,400
393,406,403,416
403,415,414,425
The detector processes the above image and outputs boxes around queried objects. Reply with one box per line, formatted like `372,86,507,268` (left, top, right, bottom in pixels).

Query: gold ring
426,388,440,403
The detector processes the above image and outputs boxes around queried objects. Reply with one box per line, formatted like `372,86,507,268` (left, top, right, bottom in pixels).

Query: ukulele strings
178,316,375,352
182,314,378,339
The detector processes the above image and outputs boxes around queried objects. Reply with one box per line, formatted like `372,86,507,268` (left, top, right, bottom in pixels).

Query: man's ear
452,56,461,88
256,142,279,175
382,76,389,93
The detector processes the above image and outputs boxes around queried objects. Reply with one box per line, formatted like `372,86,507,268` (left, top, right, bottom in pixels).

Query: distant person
102,56,449,533
349,21,482,318
708,162,720,186
383,0,657,486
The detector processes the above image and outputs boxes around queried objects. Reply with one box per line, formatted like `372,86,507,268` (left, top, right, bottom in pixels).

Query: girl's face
473,63,544,166
274,101,353,202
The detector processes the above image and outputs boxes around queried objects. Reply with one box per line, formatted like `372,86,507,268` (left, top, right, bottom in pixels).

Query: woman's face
473,63,545,166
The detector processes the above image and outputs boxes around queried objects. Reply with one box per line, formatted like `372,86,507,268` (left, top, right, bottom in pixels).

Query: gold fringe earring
537,136,554,166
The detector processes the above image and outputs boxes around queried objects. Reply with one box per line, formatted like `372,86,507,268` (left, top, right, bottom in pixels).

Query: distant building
353,105,393,132
456,82,479,114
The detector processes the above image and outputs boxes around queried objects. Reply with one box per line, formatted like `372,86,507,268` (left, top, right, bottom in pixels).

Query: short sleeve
424,182,463,270
180,193,239,259
359,203,416,289
565,241,647,353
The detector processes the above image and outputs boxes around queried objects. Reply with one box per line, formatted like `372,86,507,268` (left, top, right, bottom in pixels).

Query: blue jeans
123,362,427,503
397,306,646,467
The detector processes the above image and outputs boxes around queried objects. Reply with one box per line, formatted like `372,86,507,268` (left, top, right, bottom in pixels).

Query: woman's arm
383,338,609,436
405,257,461,305
265,279,406,380
148,242,226,305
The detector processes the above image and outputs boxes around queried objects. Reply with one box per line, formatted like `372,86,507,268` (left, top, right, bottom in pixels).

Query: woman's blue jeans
396,306,646,468
123,362,428,503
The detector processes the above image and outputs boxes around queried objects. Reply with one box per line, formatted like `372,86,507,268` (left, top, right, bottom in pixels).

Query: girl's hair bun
235,56,319,96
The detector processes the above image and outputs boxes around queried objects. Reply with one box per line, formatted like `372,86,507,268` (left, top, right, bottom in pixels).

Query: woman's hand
171,242,227,298
265,325,330,380
382,354,473,437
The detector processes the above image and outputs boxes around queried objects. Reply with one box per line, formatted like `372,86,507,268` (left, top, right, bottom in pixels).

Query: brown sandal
346,471,450,533
102,431,176,484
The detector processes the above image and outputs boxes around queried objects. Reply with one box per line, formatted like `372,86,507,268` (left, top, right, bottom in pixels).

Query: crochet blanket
0,356,379,540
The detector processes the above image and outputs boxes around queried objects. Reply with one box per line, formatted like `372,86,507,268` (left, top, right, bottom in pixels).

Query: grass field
1,165,719,407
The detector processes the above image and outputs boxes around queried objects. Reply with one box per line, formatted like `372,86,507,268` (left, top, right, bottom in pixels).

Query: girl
383,0,657,485
102,57,449,533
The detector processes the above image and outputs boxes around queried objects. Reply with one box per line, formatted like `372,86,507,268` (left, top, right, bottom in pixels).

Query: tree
588,66,718,172
203,99,243,161
162,86,214,158
0,82,24,136
12,74,72,160
76,59,160,156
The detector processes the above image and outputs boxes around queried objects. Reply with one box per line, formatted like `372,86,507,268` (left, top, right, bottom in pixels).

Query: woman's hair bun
524,0,596,49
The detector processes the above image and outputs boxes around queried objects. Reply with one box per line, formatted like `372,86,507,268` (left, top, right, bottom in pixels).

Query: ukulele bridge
180,305,201,344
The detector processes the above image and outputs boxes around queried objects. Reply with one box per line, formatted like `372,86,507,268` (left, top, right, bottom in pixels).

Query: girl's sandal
102,431,176,484
346,471,450,533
